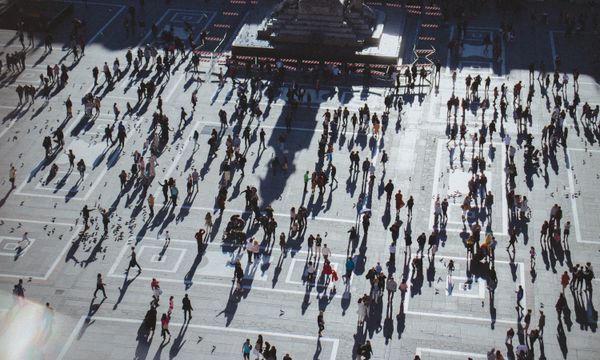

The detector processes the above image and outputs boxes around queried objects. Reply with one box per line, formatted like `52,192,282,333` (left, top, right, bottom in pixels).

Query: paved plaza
0,0,599,359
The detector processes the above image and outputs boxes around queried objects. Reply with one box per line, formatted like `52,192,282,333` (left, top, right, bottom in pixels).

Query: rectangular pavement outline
0,105,20,141
284,257,339,286
565,148,600,244
445,275,486,298
403,254,524,325
15,167,108,201
108,236,355,296
5,2,130,198
0,236,36,256
57,315,339,360
428,140,508,235
163,10,217,102
0,218,82,280
416,347,486,358
137,245,187,273
13,104,143,200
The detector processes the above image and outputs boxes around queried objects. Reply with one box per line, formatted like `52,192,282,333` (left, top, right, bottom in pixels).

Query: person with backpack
242,338,252,360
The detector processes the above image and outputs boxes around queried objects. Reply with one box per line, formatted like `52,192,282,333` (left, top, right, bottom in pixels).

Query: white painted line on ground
0,106,19,140
0,217,73,227
108,235,132,276
158,121,201,183
58,315,339,360
565,149,599,244
416,347,487,358
41,226,83,280
428,140,442,230
182,204,357,224
0,237,36,256
568,147,600,153
86,6,127,45
164,72,187,102
137,245,186,273
56,315,87,360
0,225,82,280
127,236,350,258
83,167,107,201
403,254,523,326
501,143,508,234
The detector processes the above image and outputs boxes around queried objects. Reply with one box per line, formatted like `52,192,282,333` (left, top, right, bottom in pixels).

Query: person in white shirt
322,244,331,261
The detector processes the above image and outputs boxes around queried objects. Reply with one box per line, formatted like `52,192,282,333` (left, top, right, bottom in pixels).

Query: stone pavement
0,0,599,359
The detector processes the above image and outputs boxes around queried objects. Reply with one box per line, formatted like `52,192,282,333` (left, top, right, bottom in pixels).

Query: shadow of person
312,337,322,360
113,271,141,310
396,300,406,339
169,321,189,358
134,319,153,360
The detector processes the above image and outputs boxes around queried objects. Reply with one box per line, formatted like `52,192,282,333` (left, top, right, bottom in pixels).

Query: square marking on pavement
0,236,37,256
137,245,186,273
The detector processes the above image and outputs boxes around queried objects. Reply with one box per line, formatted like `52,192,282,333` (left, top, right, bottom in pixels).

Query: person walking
384,180,394,204
127,247,142,272
160,313,171,341
303,171,310,193
523,309,532,334
13,279,25,299
195,228,206,253
344,257,355,283
101,209,110,233
386,276,397,302
8,164,16,188
317,310,325,337
147,194,154,217
242,339,252,360
94,273,107,298
515,285,524,311
560,271,570,293
182,293,193,321
538,310,546,337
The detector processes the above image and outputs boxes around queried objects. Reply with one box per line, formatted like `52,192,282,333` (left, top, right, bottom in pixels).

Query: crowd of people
4,0,600,359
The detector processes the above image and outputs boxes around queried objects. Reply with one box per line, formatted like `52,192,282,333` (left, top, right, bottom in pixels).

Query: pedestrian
127,247,142,272
101,209,110,233
167,295,174,317
66,149,75,170
406,196,414,217
13,279,25,299
359,341,373,360
386,276,397,302
344,257,355,283
8,164,16,188
505,327,515,345
182,293,193,321
147,193,154,217
524,309,532,334
515,285,524,311
317,310,324,337
160,313,171,341
395,190,404,216
94,273,107,298
242,339,252,360
195,228,206,253
538,310,545,337
322,243,331,262
384,180,394,204
279,232,286,254
560,271,570,293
